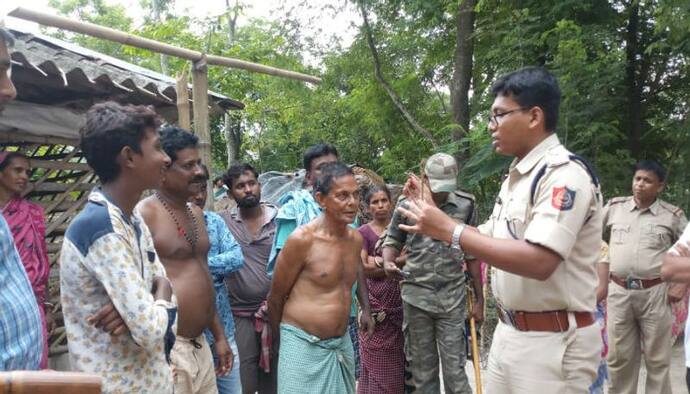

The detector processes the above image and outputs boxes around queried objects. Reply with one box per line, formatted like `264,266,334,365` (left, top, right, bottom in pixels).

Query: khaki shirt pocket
641,224,671,249
505,201,528,240
610,224,630,245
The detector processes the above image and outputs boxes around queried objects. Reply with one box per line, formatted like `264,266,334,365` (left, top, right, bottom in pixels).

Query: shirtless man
268,162,374,394
139,126,232,394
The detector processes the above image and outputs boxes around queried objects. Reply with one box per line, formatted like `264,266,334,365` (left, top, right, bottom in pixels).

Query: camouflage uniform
383,191,478,394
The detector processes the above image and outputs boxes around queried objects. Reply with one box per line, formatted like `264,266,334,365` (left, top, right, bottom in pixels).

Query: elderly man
269,162,374,394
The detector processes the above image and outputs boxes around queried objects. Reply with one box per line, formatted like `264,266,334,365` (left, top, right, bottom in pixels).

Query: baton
467,288,483,393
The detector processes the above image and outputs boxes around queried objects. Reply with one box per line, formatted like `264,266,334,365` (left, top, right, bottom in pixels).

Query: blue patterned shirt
0,215,43,370
203,211,244,345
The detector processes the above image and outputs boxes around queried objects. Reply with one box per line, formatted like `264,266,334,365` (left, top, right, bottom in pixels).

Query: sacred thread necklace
155,192,199,250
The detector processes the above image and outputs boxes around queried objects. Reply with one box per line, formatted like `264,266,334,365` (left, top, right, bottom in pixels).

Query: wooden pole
9,7,322,85
175,71,191,129
191,58,213,210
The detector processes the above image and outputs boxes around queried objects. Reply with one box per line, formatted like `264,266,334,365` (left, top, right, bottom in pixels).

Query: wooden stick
43,172,94,215
0,129,79,146
191,59,213,210
28,159,90,172
467,290,483,394
22,149,80,196
176,71,191,129
45,192,89,235
9,7,322,85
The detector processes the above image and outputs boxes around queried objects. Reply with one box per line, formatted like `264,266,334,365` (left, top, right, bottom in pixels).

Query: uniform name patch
552,186,576,211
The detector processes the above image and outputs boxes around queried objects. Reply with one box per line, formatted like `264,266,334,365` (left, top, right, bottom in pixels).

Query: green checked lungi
278,323,355,394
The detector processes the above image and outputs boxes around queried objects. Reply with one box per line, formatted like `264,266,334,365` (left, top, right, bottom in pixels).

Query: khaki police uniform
603,196,687,394
477,134,602,393
384,191,477,394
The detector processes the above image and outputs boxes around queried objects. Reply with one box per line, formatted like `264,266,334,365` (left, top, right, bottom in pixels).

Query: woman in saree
0,151,52,368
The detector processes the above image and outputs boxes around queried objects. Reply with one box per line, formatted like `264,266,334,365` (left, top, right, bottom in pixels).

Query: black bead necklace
155,192,199,250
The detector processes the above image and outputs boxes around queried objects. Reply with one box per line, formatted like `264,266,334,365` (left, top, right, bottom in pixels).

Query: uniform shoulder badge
552,186,576,211
607,196,630,206
659,200,684,217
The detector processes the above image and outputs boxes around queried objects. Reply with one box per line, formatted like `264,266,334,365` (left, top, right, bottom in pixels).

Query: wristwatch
451,223,466,252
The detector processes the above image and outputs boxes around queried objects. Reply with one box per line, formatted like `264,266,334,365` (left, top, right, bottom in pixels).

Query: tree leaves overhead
46,0,690,211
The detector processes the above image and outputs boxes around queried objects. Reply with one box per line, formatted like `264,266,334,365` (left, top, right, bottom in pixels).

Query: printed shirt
603,196,686,279
0,214,43,370
477,134,602,312
202,211,244,345
383,192,478,313
60,190,177,393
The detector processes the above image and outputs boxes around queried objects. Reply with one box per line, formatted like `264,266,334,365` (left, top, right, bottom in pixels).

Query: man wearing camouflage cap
382,153,482,394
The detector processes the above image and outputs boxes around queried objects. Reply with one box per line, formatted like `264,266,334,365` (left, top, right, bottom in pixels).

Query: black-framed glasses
488,107,527,126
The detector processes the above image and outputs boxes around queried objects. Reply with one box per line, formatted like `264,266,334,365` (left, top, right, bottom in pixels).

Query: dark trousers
234,316,277,394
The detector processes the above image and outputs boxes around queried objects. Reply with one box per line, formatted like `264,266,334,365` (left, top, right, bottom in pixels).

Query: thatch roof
2,26,244,141
0,27,245,359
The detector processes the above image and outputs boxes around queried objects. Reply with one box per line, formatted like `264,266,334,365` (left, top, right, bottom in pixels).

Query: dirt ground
465,338,687,393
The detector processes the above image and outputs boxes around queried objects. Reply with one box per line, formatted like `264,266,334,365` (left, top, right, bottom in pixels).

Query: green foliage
46,0,690,213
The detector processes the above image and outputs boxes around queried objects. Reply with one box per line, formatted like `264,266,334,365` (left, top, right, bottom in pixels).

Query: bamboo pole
175,71,191,129
191,58,213,210
9,7,322,85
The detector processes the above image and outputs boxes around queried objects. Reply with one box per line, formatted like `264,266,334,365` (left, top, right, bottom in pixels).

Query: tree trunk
224,112,242,166
225,0,239,45
450,0,476,164
624,1,642,159
359,2,439,148
223,0,241,166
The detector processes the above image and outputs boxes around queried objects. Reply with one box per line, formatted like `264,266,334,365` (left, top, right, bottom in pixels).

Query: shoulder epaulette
607,196,631,206
544,149,571,168
659,200,685,217
530,154,600,206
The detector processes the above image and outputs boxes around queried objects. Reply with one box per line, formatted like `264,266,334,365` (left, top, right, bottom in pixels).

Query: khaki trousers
607,282,673,394
171,334,219,394
486,317,600,394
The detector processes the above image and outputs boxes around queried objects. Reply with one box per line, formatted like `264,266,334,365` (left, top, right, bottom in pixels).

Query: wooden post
9,7,322,85
191,57,213,210
175,71,190,129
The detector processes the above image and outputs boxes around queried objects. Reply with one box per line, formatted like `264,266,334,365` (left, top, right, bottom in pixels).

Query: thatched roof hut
0,27,244,359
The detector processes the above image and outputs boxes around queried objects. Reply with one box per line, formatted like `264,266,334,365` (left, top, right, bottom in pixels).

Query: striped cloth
278,323,355,394
0,214,43,370
254,302,272,372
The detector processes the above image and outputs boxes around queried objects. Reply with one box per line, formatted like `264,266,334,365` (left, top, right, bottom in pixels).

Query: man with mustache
221,163,279,393
139,126,233,394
